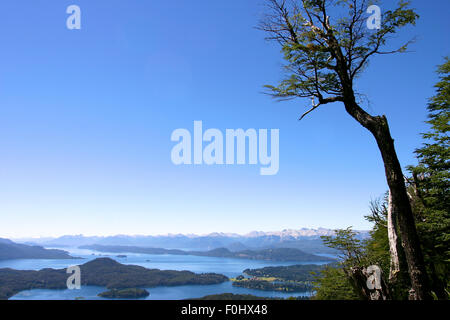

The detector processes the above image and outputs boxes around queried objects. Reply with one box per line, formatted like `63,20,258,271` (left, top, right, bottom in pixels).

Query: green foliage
233,264,325,294
312,265,360,300
314,198,421,300
232,278,312,293
321,227,365,268
408,57,450,299
98,288,149,299
316,200,408,299
243,264,324,281
314,227,369,299
364,197,390,276
262,0,418,106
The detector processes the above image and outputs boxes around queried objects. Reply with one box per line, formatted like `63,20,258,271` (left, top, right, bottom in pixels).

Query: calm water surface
2,247,326,300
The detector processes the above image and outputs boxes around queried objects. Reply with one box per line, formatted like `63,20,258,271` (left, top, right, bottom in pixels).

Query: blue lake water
2,247,327,300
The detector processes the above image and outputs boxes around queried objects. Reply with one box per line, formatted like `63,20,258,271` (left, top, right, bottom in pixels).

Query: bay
2,247,326,300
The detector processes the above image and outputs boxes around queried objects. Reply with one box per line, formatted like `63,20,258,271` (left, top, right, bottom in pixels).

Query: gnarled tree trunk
346,266,391,300
371,114,430,300
343,97,430,300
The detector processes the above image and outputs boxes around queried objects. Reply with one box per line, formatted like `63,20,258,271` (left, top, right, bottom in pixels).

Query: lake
2,247,328,300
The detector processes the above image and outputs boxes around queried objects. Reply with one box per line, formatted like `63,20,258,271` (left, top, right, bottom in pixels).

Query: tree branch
299,95,344,120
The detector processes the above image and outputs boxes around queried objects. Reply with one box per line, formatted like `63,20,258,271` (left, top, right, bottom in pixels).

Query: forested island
80,245,332,262
0,258,228,300
98,288,149,299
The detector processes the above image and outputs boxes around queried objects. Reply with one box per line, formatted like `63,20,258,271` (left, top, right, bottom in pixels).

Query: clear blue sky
0,1,449,238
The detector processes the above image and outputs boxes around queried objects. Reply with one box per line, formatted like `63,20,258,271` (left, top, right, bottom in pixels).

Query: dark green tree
408,57,450,298
260,0,429,299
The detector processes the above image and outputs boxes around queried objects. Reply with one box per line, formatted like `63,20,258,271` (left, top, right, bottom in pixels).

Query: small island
98,288,149,299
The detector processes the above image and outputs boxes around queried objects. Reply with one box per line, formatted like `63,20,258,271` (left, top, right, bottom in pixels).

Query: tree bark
343,98,431,300
346,266,390,300
346,267,370,300
371,114,430,300
387,190,401,283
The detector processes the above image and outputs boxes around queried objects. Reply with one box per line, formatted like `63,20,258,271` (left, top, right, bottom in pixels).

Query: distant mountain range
0,238,75,260
15,228,369,254
80,245,334,262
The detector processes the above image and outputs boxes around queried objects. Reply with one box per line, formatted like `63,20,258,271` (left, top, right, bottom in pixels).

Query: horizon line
8,227,370,241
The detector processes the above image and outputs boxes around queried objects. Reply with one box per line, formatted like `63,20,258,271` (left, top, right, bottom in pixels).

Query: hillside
192,247,333,262
231,264,326,293
0,238,75,260
80,245,333,262
243,264,326,281
80,244,188,256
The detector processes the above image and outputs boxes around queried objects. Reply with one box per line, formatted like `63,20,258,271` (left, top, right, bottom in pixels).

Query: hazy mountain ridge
14,228,369,254
0,238,75,260
79,245,333,262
